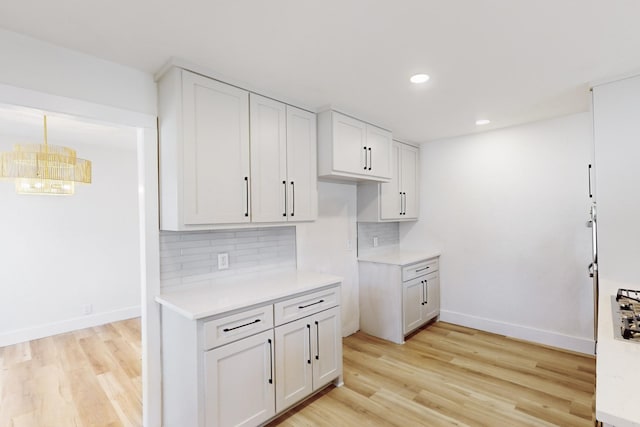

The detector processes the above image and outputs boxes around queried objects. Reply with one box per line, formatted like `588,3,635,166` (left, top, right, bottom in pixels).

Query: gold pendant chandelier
0,115,92,195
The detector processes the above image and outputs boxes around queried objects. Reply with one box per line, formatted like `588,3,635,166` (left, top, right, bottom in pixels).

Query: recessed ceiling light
410,74,430,84
475,119,491,126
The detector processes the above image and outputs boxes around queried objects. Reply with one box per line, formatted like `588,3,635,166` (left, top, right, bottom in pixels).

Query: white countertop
596,278,640,427
357,248,440,266
155,270,343,320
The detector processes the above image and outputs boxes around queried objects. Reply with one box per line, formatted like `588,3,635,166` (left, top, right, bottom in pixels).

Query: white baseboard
439,309,595,355
0,306,140,347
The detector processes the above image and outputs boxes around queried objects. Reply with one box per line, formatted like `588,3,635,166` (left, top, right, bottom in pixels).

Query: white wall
0,128,141,346
0,29,156,116
400,112,594,353
297,181,359,336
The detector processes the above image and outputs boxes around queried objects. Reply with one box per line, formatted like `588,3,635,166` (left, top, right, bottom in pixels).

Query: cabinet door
182,70,250,225
403,278,425,334
286,106,318,221
365,124,392,179
274,317,313,412
332,112,367,175
379,142,402,220
400,143,419,219
205,330,275,427
250,94,288,223
423,273,440,322
312,307,342,390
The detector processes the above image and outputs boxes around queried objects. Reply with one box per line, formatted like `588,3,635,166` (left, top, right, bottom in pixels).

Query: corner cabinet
158,67,317,230
317,110,392,182
358,255,439,344
159,282,343,427
357,140,420,222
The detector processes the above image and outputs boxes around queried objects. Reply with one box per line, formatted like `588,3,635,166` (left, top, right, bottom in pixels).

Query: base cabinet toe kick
159,282,343,427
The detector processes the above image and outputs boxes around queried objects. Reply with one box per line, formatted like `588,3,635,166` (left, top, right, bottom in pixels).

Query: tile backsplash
160,226,296,290
357,222,399,254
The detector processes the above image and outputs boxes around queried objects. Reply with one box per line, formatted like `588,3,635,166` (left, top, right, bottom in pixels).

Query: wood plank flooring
0,318,142,427
269,321,596,427
0,319,595,427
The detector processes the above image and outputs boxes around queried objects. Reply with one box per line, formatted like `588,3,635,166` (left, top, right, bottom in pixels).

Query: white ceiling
1,0,640,142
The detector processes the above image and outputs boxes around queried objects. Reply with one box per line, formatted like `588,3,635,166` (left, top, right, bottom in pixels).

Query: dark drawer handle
223,318,261,332
416,266,430,272
298,299,325,309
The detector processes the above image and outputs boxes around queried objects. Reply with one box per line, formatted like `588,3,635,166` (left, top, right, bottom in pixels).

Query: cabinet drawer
402,258,439,282
203,305,274,350
274,287,340,326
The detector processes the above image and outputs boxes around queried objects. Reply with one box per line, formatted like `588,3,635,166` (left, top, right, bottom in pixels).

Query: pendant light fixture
0,115,92,195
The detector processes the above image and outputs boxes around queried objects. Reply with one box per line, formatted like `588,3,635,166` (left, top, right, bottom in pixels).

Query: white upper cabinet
158,68,316,230
330,113,367,176
399,142,419,219
318,110,392,182
250,94,317,223
286,105,318,221
250,94,288,223
366,124,393,179
159,68,251,230
358,140,420,222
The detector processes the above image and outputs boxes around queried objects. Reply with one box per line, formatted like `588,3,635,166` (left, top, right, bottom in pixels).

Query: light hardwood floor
270,322,596,426
0,318,142,427
0,319,595,427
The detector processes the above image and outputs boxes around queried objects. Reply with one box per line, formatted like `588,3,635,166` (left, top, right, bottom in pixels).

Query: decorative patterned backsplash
357,222,399,254
159,226,296,290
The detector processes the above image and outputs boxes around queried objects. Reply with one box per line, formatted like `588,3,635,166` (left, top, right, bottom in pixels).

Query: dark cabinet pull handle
307,324,312,364
363,146,368,170
588,165,593,199
282,180,287,217
416,266,430,272
290,181,295,217
267,338,273,384
399,192,403,215
402,192,407,215
298,299,324,309
315,321,320,360
368,147,372,170
421,280,425,305
222,318,261,332
424,279,428,304
244,177,249,217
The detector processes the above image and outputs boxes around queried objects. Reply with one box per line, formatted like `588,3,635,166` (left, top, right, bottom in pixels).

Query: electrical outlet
373,236,379,247
83,304,93,315
218,253,229,270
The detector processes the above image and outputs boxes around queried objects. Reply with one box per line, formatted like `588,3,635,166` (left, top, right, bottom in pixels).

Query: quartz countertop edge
357,249,441,266
595,278,640,427
155,270,343,320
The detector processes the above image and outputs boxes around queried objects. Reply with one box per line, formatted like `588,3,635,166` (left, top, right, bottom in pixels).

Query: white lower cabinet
359,256,440,344
205,330,275,427
402,271,440,335
275,307,342,412
160,282,342,427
